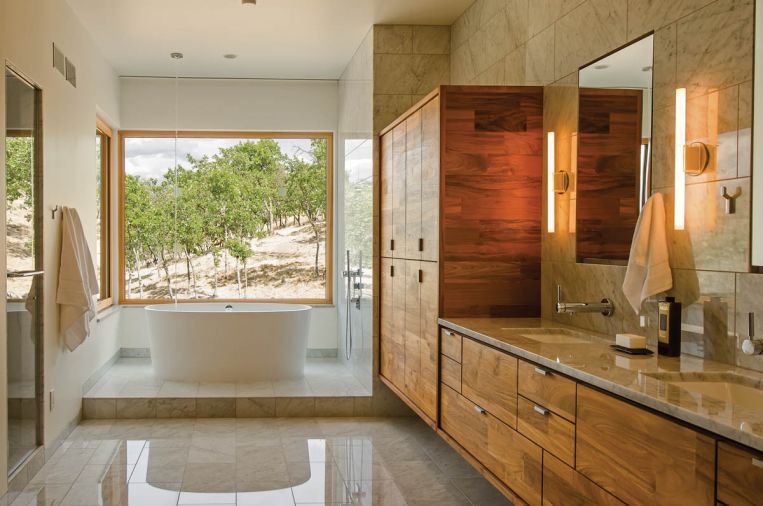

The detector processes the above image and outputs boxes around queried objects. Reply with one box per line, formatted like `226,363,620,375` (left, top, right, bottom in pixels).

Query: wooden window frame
96,117,114,311
117,130,334,305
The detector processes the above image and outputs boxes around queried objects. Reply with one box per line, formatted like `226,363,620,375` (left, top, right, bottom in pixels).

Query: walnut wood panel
440,327,462,363
441,384,489,463
381,133,394,258
440,87,543,317
576,88,643,262
542,453,625,506
516,396,575,467
518,360,576,422
461,338,518,429
484,413,543,506
404,260,422,409
405,111,422,259
576,385,715,505
391,123,406,257
380,258,405,389
440,355,461,392
418,261,439,420
420,96,439,262
717,441,763,506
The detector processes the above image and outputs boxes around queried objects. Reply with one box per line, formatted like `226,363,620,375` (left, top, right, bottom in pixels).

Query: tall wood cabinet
379,86,544,423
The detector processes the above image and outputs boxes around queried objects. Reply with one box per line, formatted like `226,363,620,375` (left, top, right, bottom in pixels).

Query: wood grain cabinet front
576,385,715,505
517,396,575,467
461,338,518,429
542,453,625,506
717,441,763,506
441,384,542,506
440,327,462,362
518,359,576,422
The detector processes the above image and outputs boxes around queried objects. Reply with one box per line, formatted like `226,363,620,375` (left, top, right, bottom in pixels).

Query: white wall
119,77,340,350
0,0,122,487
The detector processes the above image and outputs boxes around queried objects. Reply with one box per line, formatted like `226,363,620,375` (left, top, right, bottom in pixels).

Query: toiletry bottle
657,297,681,357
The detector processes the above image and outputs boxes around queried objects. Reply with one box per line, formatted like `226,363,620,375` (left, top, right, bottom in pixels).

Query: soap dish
610,344,654,356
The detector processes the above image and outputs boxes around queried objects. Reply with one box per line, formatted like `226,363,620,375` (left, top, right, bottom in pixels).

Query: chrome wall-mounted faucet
555,285,614,317
742,313,762,355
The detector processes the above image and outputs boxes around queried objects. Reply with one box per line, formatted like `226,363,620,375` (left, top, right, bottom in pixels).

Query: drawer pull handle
533,405,549,416
446,330,455,337
534,367,548,376
753,457,763,469
474,405,487,415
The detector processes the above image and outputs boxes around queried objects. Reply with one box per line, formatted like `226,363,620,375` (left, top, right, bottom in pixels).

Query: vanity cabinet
461,337,518,428
576,385,715,505
542,453,625,506
379,86,544,423
717,442,763,505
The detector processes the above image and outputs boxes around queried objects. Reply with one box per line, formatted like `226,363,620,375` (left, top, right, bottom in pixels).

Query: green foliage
124,138,328,297
5,136,33,208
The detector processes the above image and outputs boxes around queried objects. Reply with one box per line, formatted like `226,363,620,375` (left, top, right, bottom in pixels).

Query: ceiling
579,35,654,89
67,0,473,79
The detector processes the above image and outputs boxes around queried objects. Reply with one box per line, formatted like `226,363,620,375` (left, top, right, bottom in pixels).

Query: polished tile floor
85,358,371,398
5,417,510,505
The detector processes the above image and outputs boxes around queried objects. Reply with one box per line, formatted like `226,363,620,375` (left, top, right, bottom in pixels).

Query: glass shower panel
5,67,42,473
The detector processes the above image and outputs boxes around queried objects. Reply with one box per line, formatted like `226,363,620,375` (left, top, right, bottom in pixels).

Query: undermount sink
501,327,592,345
647,372,763,407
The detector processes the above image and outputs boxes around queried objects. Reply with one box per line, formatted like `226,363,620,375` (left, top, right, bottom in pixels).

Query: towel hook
51,205,61,219
720,186,742,214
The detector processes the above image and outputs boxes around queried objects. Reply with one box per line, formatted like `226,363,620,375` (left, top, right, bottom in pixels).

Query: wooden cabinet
380,86,543,423
576,385,715,505
441,385,542,506
717,441,763,506
440,328,462,362
461,338,518,429
517,396,575,466
518,360,576,422
542,453,625,506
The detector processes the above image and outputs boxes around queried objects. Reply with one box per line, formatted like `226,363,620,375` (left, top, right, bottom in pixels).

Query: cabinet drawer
717,441,763,506
543,453,625,506
440,327,462,362
441,385,542,506
517,396,575,466
441,355,461,392
462,338,518,428
577,385,715,505
518,360,576,422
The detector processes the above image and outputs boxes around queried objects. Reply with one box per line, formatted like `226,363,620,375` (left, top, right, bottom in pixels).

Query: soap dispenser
657,297,681,357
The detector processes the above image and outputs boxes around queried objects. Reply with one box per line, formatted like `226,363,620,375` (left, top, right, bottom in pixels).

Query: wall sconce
547,131,555,233
684,142,716,176
554,171,570,194
674,88,686,230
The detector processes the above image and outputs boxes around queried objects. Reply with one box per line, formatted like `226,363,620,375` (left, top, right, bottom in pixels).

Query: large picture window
118,131,333,304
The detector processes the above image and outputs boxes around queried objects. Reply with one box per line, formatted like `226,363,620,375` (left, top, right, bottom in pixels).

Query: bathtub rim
145,302,312,313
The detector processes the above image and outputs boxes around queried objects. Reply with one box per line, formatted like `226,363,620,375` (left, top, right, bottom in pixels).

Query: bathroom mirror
575,34,654,264
753,4,762,268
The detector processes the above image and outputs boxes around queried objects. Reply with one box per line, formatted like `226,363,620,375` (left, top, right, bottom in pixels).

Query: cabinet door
418,260,438,419
420,96,440,262
461,338,518,428
543,453,625,506
380,258,405,389
405,111,422,259
717,441,763,506
380,132,394,258
576,385,715,505
404,260,422,408
391,123,406,257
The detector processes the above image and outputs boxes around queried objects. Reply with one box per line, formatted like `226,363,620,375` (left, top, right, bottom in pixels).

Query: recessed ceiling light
642,65,653,72
224,54,238,59
593,64,609,70
170,52,184,59
242,0,256,5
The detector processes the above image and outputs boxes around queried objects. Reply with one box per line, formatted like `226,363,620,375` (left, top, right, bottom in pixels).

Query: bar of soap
616,333,647,349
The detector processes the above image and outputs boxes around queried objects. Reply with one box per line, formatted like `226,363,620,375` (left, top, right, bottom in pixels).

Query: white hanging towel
56,207,99,351
622,193,672,313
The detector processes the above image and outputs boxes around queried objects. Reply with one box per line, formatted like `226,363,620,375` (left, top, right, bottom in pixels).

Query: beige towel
56,207,99,351
623,193,672,313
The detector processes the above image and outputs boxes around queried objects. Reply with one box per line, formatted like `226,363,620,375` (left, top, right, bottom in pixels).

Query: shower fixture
343,250,363,360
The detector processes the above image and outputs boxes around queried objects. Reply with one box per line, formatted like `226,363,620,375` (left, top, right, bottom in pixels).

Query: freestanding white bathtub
145,303,311,382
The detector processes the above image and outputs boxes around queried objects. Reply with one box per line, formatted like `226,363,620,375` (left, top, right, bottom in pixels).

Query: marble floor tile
5,417,511,506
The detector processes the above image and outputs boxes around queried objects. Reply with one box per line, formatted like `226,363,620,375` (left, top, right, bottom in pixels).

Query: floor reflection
6,418,511,506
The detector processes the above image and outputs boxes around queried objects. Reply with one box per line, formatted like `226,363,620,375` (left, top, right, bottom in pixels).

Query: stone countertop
439,317,763,453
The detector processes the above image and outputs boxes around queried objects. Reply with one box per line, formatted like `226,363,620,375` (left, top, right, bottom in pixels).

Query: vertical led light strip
547,132,555,233
674,88,686,230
